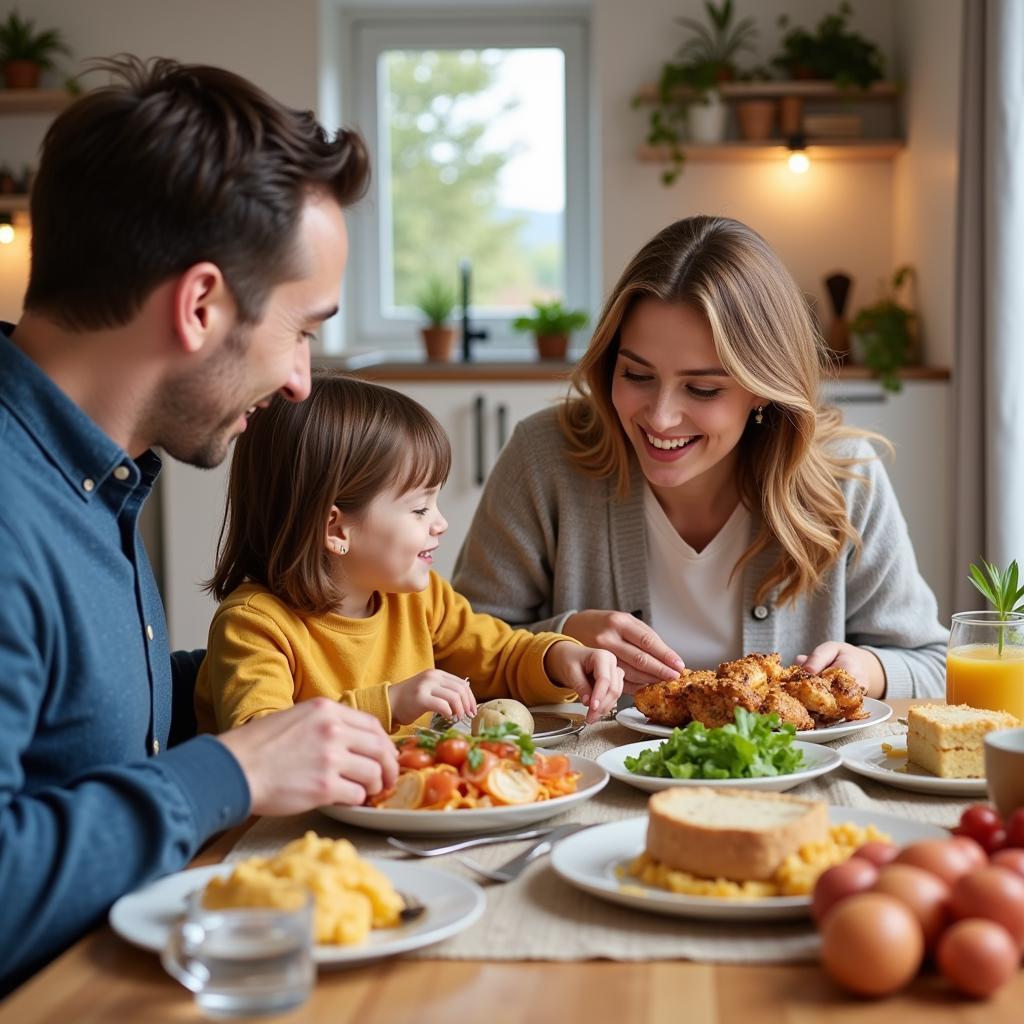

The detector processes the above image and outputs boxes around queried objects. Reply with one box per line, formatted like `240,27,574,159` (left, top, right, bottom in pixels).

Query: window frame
337,11,592,354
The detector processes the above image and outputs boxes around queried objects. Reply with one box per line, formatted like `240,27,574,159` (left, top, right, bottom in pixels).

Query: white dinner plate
597,739,841,794
550,807,948,922
616,697,893,745
320,754,608,835
109,860,484,966
840,731,988,796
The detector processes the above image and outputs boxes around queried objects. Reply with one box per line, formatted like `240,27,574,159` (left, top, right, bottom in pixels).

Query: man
0,56,398,992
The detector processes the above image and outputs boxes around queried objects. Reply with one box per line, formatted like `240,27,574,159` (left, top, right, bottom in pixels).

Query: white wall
892,0,961,368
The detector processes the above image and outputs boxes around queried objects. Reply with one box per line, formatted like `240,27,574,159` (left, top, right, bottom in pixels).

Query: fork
386,827,554,858
456,823,588,883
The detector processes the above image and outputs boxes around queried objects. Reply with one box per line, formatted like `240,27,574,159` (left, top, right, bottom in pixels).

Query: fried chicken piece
634,671,708,727
781,675,841,722
682,675,767,729
747,652,785,683
761,689,815,731
715,655,774,699
821,666,868,720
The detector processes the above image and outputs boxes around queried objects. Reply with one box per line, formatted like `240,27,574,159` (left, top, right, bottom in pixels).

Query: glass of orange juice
947,611,1024,721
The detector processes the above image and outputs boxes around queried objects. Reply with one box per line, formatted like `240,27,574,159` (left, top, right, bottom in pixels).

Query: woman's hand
562,610,685,692
544,641,625,723
389,670,478,725
796,642,886,698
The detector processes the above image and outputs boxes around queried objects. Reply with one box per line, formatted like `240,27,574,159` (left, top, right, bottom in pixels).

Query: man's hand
544,641,625,723
562,610,684,691
217,699,399,813
795,642,886,698
389,669,478,726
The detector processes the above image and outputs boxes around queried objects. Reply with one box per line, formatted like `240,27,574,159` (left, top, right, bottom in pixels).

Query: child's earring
754,405,765,425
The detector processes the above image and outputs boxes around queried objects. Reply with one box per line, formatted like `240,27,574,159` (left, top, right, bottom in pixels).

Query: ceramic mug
985,727,1024,819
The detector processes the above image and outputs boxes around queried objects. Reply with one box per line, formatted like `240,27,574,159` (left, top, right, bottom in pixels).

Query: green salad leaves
623,708,805,779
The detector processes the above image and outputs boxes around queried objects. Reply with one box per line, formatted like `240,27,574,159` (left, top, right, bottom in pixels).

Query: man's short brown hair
25,55,370,330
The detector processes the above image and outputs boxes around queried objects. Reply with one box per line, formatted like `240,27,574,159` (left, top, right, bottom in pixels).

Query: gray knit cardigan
452,406,948,699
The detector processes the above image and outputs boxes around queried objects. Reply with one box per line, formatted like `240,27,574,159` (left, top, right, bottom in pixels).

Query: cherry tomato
436,738,470,767
535,754,571,780
460,749,498,783
1006,808,1024,849
479,741,519,759
422,770,458,806
398,748,435,770
959,805,1004,848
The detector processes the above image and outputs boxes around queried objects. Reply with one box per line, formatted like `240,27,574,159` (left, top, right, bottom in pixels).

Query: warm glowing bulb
0,223,14,244
787,152,810,175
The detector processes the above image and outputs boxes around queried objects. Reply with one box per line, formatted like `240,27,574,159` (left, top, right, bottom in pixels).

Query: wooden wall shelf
0,193,30,213
637,141,904,163
633,81,901,104
0,89,74,114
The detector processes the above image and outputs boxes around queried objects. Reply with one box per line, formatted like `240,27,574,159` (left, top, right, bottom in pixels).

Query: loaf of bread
906,703,1019,778
644,787,829,882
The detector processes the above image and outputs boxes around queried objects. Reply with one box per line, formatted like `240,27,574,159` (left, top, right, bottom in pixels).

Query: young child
194,370,624,736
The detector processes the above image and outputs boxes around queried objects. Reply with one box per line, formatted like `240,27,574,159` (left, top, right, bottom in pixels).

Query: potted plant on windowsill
0,11,71,90
414,276,458,362
848,265,918,393
512,300,588,361
638,0,757,184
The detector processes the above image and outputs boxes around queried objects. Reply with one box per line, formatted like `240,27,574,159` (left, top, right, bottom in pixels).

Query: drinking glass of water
161,887,315,1018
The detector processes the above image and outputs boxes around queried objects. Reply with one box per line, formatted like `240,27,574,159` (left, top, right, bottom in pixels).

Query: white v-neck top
643,485,750,671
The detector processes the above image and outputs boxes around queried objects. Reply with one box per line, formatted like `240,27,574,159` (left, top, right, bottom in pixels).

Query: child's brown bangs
390,409,452,496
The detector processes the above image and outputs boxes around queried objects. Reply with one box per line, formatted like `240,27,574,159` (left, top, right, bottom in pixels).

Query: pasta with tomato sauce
368,731,580,810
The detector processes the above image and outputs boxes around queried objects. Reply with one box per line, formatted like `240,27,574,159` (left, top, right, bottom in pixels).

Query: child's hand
544,641,624,724
390,669,478,726
795,642,886,698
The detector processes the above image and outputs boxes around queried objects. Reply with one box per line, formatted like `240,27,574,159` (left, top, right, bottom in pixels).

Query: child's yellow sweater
194,572,576,734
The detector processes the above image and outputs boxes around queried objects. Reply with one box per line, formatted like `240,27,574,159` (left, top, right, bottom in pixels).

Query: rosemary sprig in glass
967,559,1024,655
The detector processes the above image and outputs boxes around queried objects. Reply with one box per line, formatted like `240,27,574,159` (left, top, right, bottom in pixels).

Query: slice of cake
906,703,1020,778
645,787,829,882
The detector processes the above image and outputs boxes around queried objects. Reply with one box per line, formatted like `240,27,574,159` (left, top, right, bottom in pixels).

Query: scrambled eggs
203,831,404,944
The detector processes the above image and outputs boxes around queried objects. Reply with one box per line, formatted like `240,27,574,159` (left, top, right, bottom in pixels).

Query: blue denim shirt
0,326,250,991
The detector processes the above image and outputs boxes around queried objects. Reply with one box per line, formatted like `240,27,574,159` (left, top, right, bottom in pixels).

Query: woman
453,216,946,699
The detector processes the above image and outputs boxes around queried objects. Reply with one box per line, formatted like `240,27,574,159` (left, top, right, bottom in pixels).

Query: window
342,14,591,353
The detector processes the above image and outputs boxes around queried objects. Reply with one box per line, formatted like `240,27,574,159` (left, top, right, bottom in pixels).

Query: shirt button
146,624,155,641
151,738,160,755
752,605,770,621
82,478,95,492
113,465,130,481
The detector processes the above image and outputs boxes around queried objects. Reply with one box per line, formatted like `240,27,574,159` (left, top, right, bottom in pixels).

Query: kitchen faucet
460,258,489,362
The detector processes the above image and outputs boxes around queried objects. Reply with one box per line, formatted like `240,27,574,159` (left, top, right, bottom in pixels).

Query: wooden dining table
2,697,1022,1024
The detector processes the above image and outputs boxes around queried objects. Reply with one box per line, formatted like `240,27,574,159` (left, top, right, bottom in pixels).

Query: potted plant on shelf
639,0,757,184
414,276,458,362
771,2,885,139
512,300,588,361
848,265,918,393
0,11,71,90
734,65,777,141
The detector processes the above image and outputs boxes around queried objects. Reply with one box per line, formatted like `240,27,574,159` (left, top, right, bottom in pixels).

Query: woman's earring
755,406,765,425
337,544,348,556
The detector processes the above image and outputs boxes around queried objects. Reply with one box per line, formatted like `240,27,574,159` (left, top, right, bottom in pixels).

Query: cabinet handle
473,394,486,486
496,403,508,452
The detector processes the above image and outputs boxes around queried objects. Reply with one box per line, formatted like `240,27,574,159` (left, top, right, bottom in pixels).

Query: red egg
937,919,1020,998
812,858,879,925
950,866,1024,948
990,848,1024,880
894,839,974,885
820,893,924,997
871,863,950,949
853,841,899,867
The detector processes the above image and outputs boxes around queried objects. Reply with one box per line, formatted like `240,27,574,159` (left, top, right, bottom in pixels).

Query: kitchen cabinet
159,373,951,649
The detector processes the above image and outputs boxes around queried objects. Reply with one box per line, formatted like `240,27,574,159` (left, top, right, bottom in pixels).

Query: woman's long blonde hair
560,215,880,606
